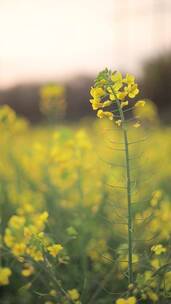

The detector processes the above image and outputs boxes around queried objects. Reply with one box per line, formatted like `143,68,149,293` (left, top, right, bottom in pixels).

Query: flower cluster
4,211,63,262
90,69,144,126
0,105,28,135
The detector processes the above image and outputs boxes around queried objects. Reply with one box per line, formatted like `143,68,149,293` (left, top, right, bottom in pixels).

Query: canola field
0,70,171,304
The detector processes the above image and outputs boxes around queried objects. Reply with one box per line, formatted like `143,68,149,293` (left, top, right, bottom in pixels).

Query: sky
0,0,171,88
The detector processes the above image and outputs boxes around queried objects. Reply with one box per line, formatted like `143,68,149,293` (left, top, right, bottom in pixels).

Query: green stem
115,99,133,284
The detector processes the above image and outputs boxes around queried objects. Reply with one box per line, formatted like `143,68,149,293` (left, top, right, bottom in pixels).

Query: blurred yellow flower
116,297,136,304
121,101,128,108
135,100,146,107
47,244,63,257
115,119,122,126
21,264,34,277
68,289,80,301
133,122,141,128
151,244,166,255
0,267,12,286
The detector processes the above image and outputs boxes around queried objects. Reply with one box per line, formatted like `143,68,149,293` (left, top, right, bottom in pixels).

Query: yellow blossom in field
47,244,63,257
135,100,146,107
90,87,105,99
97,110,113,120
151,244,166,255
39,211,49,222
113,81,123,92
21,264,34,277
125,84,139,98
127,297,136,304
117,91,127,100
150,190,162,207
115,120,122,126
68,289,80,301
26,247,44,262
17,203,34,215
111,71,122,83
35,211,49,229
121,101,128,108
90,98,103,110
147,291,158,302
4,228,14,247
40,84,64,99
116,296,136,304
24,227,33,240
9,215,25,229
12,243,26,256
134,99,158,122
109,93,116,101
103,100,112,107
151,258,160,269
133,122,141,128
49,289,57,296
116,299,125,304
123,73,135,85
0,267,12,286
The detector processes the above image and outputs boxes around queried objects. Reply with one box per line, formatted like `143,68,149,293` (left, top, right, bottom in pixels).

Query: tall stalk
116,99,133,284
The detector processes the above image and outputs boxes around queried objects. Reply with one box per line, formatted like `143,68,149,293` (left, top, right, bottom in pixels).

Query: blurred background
0,0,171,123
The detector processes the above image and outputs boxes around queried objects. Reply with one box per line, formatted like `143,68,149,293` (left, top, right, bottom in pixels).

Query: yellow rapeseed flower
116,91,127,100
68,289,80,301
26,247,44,262
135,100,146,107
9,215,25,229
103,100,112,108
127,297,137,304
12,243,26,257
97,110,113,120
21,264,34,277
116,299,126,304
49,289,57,296
47,244,63,257
109,93,116,101
151,244,166,255
90,98,103,110
90,87,105,98
111,71,122,83
115,120,122,126
133,122,141,128
115,297,136,304
123,73,135,85
147,290,158,302
0,267,12,286
121,101,128,108
125,84,139,98
113,81,123,92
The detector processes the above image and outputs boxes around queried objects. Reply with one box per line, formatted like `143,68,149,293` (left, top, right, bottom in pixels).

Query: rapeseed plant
90,69,171,303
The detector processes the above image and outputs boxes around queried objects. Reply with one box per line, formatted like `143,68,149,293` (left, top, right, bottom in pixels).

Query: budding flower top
90,69,145,127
